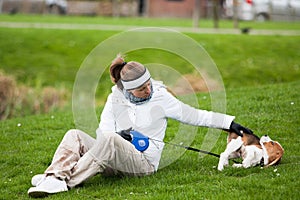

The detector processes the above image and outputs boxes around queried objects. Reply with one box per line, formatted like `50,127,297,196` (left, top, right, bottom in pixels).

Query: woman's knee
64,129,81,139
101,131,117,139
95,132,123,149
63,129,92,143
62,129,95,153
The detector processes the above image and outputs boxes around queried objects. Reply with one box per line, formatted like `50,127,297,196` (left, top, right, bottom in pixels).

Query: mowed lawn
1,81,299,200
0,15,300,199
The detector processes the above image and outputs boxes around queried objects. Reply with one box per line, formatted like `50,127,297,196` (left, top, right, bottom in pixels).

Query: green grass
1,28,299,98
0,15,300,199
1,81,299,199
1,15,299,94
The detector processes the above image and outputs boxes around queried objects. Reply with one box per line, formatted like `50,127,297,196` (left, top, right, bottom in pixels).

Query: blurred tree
233,0,239,28
213,0,219,28
193,0,200,28
112,0,119,17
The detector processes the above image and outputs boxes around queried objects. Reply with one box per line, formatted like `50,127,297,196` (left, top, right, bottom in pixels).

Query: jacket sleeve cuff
210,112,235,129
223,115,235,129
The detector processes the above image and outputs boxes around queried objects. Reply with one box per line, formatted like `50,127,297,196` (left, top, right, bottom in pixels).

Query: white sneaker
28,176,68,198
31,174,45,186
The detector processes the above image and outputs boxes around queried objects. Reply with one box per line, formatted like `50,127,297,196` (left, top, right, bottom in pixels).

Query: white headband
121,68,151,90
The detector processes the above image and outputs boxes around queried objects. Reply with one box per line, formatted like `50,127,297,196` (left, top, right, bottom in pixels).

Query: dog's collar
260,141,269,166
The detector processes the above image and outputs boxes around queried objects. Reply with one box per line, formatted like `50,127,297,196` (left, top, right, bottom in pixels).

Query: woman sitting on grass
28,55,252,198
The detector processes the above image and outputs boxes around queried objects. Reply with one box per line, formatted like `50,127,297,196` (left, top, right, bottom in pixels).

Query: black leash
184,146,220,158
150,138,220,157
150,138,241,164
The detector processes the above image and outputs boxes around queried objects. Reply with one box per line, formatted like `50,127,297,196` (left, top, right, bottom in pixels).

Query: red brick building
144,0,210,18
1,0,214,18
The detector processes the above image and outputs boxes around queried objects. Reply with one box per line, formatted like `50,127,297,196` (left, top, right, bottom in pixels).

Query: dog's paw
220,153,229,166
232,163,243,168
218,153,229,171
217,163,224,171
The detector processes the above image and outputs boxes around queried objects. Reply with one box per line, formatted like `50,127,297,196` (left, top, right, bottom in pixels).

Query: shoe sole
28,190,49,198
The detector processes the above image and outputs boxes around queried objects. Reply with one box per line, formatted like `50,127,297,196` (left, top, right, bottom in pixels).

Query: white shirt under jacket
97,79,235,171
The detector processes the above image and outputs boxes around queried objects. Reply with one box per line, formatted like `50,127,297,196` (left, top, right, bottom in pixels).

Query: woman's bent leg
45,129,95,181
28,129,95,197
67,132,155,188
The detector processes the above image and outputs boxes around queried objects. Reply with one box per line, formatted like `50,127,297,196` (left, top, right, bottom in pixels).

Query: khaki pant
45,129,155,188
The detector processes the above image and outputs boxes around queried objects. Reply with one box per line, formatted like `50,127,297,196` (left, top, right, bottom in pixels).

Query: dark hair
110,54,146,90
109,54,126,89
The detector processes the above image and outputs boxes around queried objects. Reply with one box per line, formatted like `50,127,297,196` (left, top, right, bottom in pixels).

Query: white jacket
97,80,234,170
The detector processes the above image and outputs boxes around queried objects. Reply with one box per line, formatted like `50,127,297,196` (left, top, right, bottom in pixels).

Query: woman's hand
116,128,132,142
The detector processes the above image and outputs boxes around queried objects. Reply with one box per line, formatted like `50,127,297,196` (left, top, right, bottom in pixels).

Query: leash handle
127,130,241,164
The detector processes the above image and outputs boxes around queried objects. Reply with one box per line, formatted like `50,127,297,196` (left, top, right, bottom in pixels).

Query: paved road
1,21,300,35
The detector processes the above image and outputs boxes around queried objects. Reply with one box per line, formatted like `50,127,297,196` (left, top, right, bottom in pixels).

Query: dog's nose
264,135,268,137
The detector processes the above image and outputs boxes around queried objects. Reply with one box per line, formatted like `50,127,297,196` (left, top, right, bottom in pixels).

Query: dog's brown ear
268,156,282,166
267,143,284,166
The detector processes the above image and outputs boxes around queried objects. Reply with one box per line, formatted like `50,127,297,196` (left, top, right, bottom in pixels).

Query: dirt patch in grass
0,71,69,120
171,73,221,95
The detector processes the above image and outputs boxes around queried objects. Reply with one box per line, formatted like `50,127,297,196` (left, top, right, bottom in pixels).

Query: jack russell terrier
218,132,284,171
